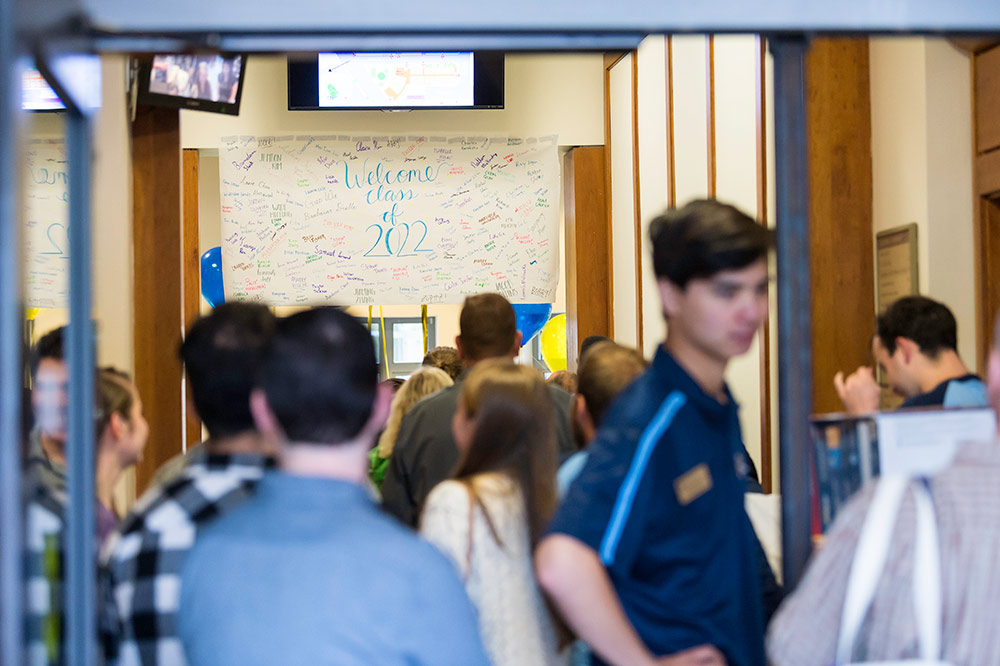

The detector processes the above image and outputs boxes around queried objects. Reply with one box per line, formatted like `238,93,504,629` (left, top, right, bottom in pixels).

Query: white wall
184,54,605,367
28,56,134,372
870,37,977,367
181,54,604,149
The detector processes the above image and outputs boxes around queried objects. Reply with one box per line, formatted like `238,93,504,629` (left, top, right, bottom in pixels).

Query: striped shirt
768,440,1000,665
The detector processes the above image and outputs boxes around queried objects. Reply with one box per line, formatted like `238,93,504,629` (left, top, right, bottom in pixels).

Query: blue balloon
512,303,552,346
200,246,225,308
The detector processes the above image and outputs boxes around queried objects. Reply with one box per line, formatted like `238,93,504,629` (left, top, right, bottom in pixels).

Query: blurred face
32,358,68,442
451,400,475,452
660,259,769,364
117,386,150,467
873,336,919,398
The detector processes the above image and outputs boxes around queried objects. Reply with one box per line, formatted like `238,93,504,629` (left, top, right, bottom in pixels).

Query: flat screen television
135,53,245,115
287,51,504,110
22,66,65,111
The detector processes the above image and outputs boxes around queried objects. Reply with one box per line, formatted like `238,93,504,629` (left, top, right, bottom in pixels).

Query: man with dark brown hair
381,293,574,526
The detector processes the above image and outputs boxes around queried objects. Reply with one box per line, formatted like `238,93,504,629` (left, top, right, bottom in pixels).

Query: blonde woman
420,360,565,666
368,366,453,490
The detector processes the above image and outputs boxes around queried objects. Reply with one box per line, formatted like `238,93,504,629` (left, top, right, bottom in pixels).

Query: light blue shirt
179,471,489,666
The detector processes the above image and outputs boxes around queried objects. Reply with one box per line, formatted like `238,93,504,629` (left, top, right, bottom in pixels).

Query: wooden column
182,149,202,449
132,106,183,495
564,146,611,371
973,45,1000,367
805,38,875,414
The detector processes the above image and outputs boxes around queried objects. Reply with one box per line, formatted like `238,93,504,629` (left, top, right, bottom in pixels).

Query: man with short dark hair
768,308,1000,664
177,308,489,666
834,295,986,413
381,293,575,526
537,199,772,666
103,303,277,666
27,326,69,494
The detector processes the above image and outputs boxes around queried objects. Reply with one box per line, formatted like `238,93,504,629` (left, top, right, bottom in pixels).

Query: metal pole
770,35,813,591
65,108,97,666
0,1,25,663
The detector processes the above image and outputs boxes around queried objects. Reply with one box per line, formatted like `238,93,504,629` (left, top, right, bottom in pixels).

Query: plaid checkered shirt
25,483,66,666
102,452,273,666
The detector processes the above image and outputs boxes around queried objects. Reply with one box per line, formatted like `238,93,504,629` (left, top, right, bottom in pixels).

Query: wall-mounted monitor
135,53,245,115
22,66,65,111
287,51,504,111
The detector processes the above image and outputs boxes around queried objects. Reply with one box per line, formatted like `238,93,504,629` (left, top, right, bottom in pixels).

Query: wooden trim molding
665,37,676,208
754,35,773,494
706,35,717,197
631,52,644,350
181,149,202,450
603,52,619,338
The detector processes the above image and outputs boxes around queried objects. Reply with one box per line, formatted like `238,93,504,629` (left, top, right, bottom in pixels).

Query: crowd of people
20,197,1000,665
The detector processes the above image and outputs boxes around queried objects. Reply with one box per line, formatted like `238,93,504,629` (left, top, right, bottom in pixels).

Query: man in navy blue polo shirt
536,199,772,666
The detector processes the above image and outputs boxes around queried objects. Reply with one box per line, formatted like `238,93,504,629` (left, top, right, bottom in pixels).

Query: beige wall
870,37,977,368
27,55,134,372
611,35,775,483
184,54,605,367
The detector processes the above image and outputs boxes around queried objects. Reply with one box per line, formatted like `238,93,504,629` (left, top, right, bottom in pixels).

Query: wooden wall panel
182,149,202,450
977,148,1000,197
975,45,1000,155
564,146,611,371
805,38,875,415
132,106,183,495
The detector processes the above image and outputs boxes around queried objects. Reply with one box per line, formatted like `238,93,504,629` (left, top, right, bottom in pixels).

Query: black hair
258,307,378,444
876,296,958,358
30,326,65,378
649,199,773,288
180,303,276,438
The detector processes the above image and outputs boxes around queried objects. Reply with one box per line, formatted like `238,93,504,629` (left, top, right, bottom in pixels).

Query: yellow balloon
539,313,567,372
26,308,42,321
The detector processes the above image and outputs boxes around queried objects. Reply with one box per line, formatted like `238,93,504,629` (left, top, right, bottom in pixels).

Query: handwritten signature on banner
219,134,560,306
24,140,70,308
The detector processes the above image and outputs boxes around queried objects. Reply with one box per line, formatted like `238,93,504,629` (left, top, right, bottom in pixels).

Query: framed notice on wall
875,223,918,409
875,224,918,313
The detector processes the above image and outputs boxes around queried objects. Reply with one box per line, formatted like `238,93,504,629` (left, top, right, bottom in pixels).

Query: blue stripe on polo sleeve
599,391,687,566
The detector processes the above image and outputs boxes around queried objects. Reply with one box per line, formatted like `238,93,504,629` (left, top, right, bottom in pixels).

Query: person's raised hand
833,366,880,414
655,645,727,666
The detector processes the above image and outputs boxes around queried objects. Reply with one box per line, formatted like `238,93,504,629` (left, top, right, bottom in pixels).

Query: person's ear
896,337,917,364
249,389,284,441
657,278,682,319
455,335,466,362
509,330,523,358
109,411,126,440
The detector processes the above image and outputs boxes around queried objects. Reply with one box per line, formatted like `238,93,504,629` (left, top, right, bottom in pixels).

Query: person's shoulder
116,458,263,540
546,382,572,407
410,382,461,416
425,478,468,507
599,366,681,432
394,384,461,455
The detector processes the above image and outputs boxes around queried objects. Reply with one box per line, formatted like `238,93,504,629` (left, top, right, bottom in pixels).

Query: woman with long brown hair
420,359,565,666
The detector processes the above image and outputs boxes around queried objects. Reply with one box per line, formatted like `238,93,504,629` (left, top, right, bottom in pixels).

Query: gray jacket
381,379,575,527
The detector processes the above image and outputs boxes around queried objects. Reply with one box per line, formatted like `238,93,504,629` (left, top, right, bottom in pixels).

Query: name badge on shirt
674,463,713,506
